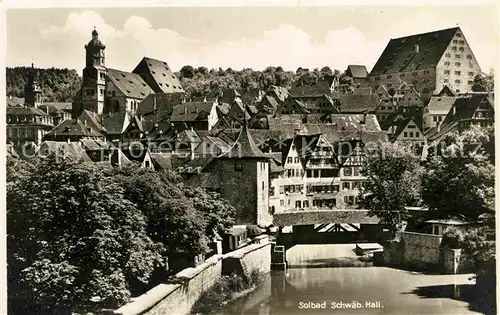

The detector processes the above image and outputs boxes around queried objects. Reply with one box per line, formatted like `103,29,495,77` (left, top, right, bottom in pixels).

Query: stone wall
114,236,271,315
399,231,443,269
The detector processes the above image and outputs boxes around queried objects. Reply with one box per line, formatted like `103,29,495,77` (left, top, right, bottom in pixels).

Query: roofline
390,26,460,41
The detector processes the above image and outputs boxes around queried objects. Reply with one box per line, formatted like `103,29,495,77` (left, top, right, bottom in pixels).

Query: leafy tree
472,70,494,92
422,126,495,221
359,142,424,233
320,66,333,78
8,155,162,313
180,65,195,79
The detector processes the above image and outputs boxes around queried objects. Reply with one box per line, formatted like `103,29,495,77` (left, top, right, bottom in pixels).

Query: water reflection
218,267,479,315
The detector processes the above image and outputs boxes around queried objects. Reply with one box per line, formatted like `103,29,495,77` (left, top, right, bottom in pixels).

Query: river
218,244,483,315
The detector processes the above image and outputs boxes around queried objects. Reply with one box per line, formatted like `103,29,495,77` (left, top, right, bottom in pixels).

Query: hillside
6,65,346,102
6,67,82,102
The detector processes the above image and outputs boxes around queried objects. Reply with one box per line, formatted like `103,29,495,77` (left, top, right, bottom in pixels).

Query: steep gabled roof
370,27,459,76
207,88,241,104
107,68,153,99
217,122,266,159
37,141,93,162
137,92,185,116
266,85,289,102
340,93,380,113
6,96,25,107
346,65,368,78
427,96,456,114
290,80,332,97
132,57,184,93
102,111,130,134
170,102,216,122
443,94,494,124
44,119,104,138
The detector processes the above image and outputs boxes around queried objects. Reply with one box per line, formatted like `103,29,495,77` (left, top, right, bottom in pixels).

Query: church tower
24,63,42,107
81,28,106,114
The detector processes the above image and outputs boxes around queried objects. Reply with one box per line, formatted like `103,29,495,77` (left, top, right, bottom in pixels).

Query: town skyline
6,5,498,74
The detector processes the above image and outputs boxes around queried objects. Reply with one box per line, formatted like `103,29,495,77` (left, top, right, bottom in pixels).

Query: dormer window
235,160,243,171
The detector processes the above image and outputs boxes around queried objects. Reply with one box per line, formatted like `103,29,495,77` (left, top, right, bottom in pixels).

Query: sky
5,4,499,74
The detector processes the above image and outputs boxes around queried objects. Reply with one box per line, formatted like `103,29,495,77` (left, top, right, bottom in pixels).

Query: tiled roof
290,80,332,97
427,96,456,114
207,88,241,104
206,136,232,152
218,122,266,159
45,119,104,138
6,96,25,107
43,102,72,111
340,93,380,113
346,65,368,78
329,114,382,132
370,27,459,76
136,92,185,116
79,110,105,133
7,106,48,116
38,104,67,117
102,111,130,134
170,102,216,122
266,85,289,102
132,57,184,93
80,139,110,151
107,68,153,99
445,94,493,122
150,152,174,170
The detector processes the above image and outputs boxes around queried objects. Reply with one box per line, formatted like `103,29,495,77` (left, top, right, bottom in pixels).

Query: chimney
437,121,441,133
153,97,157,113
414,44,419,54
184,106,187,114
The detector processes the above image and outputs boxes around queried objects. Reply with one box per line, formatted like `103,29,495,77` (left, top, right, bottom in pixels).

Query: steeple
85,27,106,67
25,62,42,107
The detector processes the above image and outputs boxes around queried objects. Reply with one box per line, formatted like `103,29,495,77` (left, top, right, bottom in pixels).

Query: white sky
4,4,499,74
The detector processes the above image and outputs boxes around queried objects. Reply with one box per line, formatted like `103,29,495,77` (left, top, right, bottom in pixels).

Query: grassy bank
191,270,264,314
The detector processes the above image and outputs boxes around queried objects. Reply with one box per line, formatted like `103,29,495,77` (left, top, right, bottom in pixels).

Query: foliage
7,155,162,313
472,69,494,92
6,67,81,102
422,126,495,221
440,227,464,249
359,142,424,232
191,270,264,314
8,157,236,314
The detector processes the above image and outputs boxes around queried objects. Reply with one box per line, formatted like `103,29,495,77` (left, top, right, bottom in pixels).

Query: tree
472,70,494,92
320,66,333,78
359,142,424,233
8,155,163,313
180,65,195,79
422,126,495,221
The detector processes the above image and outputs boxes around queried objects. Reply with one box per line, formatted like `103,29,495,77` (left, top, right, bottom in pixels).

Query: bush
441,227,464,249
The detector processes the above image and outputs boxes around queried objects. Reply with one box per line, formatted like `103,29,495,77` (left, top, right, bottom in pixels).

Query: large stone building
369,27,482,102
72,28,184,118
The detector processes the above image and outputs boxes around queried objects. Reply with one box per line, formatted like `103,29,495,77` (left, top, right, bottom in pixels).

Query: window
468,72,474,76
412,72,418,76
343,168,352,176
444,79,449,83
409,132,414,138
404,132,408,137
412,80,418,85
381,106,385,110
467,55,472,60
400,73,405,78
455,79,461,84
453,40,458,44
433,116,437,122
262,181,265,190
459,40,465,44
287,157,292,164
388,106,392,110
303,200,309,208
445,53,451,57
235,160,242,171
455,54,461,59
294,157,299,163
100,88,104,95
112,91,116,97
451,46,457,51
468,80,474,85
407,124,416,129
455,71,461,76
423,79,429,83
455,62,461,67
459,47,465,52
444,62,450,66
387,75,392,79
295,201,301,209
280,200,284,207
314,170,320,178
456,33,461,37
342,182,350,190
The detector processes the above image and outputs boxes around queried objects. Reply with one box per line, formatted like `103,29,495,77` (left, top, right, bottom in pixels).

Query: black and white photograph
2,1,498,314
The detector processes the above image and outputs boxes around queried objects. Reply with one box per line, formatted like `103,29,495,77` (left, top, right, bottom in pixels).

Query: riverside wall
114,235,271,315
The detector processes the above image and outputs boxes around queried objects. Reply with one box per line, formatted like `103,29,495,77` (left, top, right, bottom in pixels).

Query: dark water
217,245,482,315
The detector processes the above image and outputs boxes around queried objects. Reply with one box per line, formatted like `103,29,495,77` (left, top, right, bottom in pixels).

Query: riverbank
191,270,264,314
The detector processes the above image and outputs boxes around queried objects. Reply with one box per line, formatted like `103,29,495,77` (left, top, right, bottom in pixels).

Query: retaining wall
399,231,443,269
114,235,271,315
